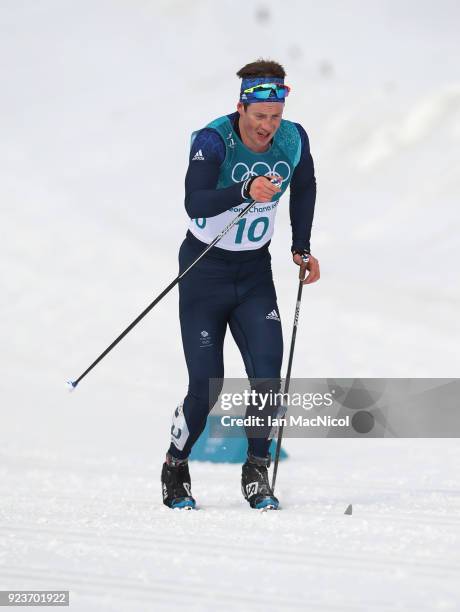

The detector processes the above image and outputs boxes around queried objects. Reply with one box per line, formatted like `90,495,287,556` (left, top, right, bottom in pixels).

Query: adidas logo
266,309,280,321
192,149,205,161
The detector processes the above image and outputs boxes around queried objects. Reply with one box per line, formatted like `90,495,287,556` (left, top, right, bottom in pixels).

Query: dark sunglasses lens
253,89,272,99
276,87,288,99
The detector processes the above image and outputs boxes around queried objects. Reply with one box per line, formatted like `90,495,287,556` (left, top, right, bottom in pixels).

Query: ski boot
241,453,279,510
161,453,196,510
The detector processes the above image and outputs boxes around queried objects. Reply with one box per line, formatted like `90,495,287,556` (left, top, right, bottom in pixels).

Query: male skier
161,59,320,510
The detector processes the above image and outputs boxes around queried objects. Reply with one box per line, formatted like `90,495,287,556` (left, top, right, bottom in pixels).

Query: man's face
237,101,284,152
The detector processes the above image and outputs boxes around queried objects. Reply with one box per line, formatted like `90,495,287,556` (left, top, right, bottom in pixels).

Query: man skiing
161,59,319,510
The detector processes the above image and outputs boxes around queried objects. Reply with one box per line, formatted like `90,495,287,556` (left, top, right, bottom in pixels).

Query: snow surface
1,1,460,610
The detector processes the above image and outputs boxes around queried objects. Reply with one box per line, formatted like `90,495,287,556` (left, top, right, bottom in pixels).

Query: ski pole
271,254,309,491
67,179,282,390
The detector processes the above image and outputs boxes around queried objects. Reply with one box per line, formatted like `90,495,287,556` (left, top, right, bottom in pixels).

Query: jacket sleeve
289,124,317,252
184,128,247,218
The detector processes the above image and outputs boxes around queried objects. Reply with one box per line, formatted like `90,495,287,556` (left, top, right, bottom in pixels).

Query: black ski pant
167,232,283,461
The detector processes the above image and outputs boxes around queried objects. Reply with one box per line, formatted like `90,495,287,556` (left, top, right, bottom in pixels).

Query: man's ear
236,101,245,116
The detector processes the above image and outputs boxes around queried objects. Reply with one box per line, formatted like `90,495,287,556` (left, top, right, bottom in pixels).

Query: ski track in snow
1,445,459,611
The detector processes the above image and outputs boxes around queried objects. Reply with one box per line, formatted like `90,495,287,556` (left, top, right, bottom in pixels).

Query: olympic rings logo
231,161,291,184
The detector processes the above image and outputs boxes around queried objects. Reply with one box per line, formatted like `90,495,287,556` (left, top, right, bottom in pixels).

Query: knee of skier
253,377,282,395
188,376,223,412
249,377,283,412
251,350,283,379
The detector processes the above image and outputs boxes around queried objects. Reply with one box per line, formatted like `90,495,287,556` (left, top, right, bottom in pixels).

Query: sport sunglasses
242,83,291,100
